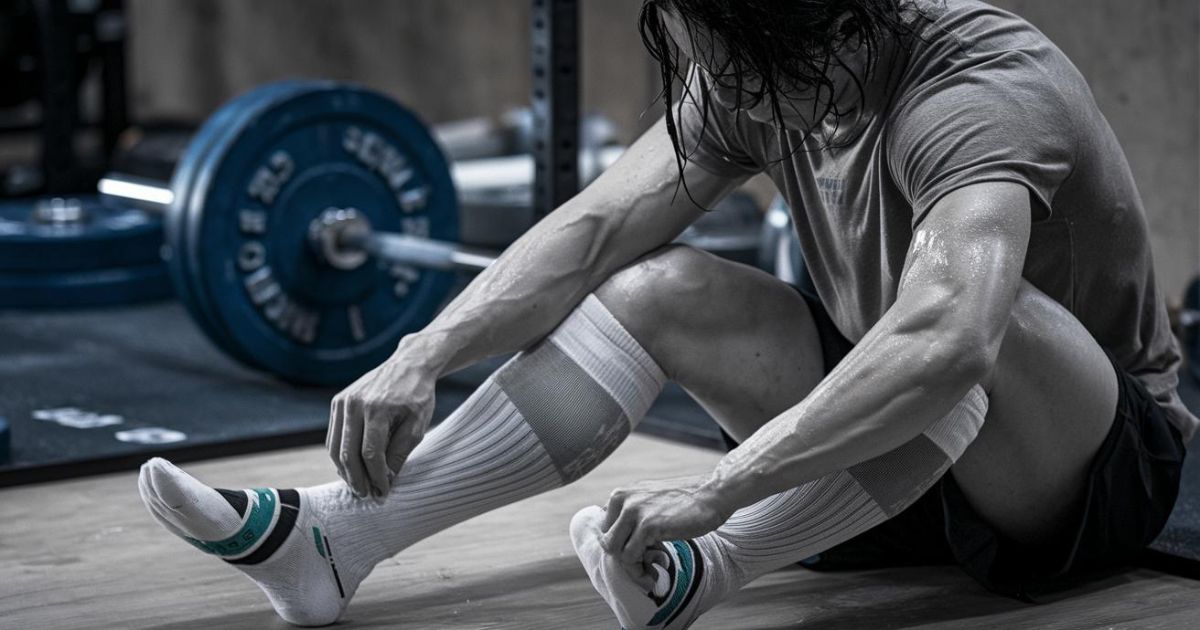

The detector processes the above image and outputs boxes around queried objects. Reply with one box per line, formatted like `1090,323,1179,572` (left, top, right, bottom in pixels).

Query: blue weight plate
187,81,459,385
0,195,162,272
167,81,316,369
0,416,9,465
0,262,173,309
167,82,313,367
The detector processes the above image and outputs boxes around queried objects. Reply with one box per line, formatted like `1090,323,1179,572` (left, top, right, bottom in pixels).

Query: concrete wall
125,0,659,139
125,0,1198,295
989,0,1200,300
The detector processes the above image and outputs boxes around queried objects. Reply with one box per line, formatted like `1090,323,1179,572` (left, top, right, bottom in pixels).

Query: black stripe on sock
217,488,248,517
228,489,300,566
663,540,705,628
324,535,346,598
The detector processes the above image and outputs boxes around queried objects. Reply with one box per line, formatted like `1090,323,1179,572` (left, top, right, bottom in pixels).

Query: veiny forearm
397,117,740,376
701,183,1033,514
705,302,988,512
399,196,637,375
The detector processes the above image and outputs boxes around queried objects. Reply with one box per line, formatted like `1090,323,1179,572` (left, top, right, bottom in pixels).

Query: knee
593,244,711,341
985,281,1087,391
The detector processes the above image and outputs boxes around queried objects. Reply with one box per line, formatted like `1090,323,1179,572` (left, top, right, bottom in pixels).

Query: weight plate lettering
166,81,316,369
175,81,459,385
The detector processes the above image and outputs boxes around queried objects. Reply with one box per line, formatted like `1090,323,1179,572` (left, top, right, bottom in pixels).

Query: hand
327,349,437,498
601,475,734,589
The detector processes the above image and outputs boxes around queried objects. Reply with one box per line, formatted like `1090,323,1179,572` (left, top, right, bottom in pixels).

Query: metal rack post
530,0,579,219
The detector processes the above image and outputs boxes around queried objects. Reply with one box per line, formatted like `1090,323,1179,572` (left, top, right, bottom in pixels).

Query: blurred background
115,0,1198,294
2,5,1200,626
3,0,1195,291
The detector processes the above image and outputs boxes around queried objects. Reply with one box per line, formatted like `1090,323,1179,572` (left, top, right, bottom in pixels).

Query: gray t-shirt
680,0,1197,441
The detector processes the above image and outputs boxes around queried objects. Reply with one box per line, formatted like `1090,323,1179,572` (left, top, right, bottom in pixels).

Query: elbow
934,325,997,391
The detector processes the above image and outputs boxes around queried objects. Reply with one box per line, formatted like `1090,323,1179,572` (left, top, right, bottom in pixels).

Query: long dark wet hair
638,0,935,188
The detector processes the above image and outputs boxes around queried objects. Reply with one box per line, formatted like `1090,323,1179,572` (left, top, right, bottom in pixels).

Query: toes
143,458,196,510
137,458,240,541
138,463,186,534
569,505,607,554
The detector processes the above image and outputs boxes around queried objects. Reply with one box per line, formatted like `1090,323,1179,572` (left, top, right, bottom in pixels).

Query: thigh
952,281,1120,545
593,245,825,442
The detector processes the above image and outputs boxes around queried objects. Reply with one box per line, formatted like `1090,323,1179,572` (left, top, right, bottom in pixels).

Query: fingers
361,416,392,498
633,563,658,593
385,422,422,480
603,507,659,586
327,397,345,475
644,547,670,569
338,397,371,497
601,504,636,556
619,520,653,569
605,489,627,530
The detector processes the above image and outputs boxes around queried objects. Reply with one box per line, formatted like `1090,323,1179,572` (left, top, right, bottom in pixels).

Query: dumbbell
96,79,634,386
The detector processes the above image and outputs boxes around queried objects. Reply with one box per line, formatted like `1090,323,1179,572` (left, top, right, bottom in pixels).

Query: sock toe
138,465,191,538
139,458,242,540
569,505,607,555
570,505,663,628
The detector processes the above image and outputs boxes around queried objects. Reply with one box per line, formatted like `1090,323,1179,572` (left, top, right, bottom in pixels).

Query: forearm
704,312,988,512
700,183,1034,514
398,195,637,375
397,117,740,376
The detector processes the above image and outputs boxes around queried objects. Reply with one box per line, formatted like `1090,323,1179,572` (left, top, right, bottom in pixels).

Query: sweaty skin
600,182,1032,577
330,4,1043,593
596,11,1036,580
327,120,743,498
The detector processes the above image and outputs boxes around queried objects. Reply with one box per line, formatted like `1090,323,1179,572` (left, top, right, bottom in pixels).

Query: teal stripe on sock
184,488,277,558
648,541,693,626
313,526,326,557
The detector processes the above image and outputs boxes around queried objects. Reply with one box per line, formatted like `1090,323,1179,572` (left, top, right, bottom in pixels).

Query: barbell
92,79,639,385
94,79,762,386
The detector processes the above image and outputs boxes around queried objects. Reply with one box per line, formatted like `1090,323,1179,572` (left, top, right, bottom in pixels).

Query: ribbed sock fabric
572,385,989,629
138,294,665,626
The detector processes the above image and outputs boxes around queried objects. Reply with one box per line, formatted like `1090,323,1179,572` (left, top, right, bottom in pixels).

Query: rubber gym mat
0,302,472,487
6,299,1200,576
0,302,722,487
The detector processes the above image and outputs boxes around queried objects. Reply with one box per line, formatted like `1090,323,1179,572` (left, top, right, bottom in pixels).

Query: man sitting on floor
138,0,1190,626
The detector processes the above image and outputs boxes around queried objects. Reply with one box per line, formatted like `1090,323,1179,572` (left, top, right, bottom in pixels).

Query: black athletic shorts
759,287,1187,601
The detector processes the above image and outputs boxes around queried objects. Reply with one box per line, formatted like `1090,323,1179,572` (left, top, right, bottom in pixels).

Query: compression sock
572,385,988,629
139,294,665,627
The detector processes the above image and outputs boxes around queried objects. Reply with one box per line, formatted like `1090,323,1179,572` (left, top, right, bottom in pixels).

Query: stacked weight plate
0,195,171,308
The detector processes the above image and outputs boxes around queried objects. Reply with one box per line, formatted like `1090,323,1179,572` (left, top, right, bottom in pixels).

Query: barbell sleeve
347,230,498,273
96,146,625,276
97,172,175,211
98,147,627,214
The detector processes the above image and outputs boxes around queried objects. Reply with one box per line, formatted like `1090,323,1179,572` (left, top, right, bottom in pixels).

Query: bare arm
405,117,743,376
600,181,1033,565
331,115,746,496
705,181,1031,509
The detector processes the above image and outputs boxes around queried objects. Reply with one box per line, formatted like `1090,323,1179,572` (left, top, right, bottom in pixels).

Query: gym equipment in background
94,80,761,385
0,195,171,307
0,0,129,198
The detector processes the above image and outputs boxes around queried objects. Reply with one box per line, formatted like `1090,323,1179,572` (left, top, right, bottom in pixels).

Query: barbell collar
309,206,499,273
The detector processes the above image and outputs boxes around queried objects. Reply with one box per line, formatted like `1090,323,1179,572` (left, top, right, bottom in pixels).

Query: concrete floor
2,434,1198,629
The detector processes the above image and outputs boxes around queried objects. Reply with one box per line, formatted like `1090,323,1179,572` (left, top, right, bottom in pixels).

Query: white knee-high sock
139,295,665,626
572,386,989,629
